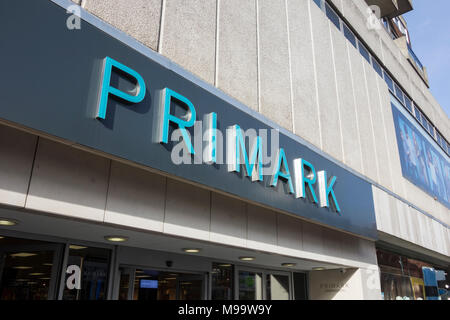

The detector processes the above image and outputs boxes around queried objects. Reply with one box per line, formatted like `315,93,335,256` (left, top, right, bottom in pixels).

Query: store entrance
0,236,63,300
118,267,205,300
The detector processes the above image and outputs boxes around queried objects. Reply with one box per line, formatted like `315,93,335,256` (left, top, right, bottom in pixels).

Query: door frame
234,265,293,300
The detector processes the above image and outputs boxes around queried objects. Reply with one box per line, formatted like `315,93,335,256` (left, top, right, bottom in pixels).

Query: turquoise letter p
96,56,146,119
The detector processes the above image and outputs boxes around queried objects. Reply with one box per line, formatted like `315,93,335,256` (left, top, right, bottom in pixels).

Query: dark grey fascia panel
0,0,377,239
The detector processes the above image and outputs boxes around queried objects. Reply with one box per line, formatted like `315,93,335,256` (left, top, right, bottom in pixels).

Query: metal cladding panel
0,0,377,239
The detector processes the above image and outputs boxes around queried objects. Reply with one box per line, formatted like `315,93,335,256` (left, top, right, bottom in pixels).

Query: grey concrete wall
62,0,449,256
373,185,450,258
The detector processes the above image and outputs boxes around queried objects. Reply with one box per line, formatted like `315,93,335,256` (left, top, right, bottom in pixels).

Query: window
394,84,405,104
372,58,383,78
425,119,433,136
436,132,442,146
343,23,357,48
62,245,111,300
439,137,446,150
238,271,262,300
325,2,340,30
212,263,234,300
266,274,290,300
413,104,421,122
313,0,322,9
0,237,62,300
293,273,307,300
358,41,371,63
420,111,428,131
404,96,413,113
383,71,394,92
428,123,435,137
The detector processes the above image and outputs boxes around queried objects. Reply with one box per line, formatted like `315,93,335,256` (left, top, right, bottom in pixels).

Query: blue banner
392,103,450,208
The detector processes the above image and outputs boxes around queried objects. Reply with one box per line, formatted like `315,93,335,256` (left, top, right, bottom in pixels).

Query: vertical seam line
308,1,323,150
346,44,365,174
158,0,166,54
362,62,381,183
214,0,220,87
256,0,261,113
285,0,296,134
24,136,40,208
329,25,346,164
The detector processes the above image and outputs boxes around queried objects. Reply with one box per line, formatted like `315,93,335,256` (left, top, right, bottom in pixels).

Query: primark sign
0,0,377,239
98,56,341,213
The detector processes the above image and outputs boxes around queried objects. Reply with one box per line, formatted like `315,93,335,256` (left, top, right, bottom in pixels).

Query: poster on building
392,104,450,208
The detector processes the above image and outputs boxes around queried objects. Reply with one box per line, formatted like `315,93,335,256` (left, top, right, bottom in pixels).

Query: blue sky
403,0,450,118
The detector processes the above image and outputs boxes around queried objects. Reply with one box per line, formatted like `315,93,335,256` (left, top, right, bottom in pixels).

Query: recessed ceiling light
164,277,176,280
13,266,32,270
39,278,51,280
69,245,88,250
218,264,232,267
10,253,38,258
281,263,296,267
182,248,201,253
104,235,129,242
0,236,4,239
312,267,326,271
0,218,18,226
42,263,53,267
29,273,45,276
238,256,255,261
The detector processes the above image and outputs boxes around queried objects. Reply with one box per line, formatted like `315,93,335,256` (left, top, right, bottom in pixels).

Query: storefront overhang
0,205,363,271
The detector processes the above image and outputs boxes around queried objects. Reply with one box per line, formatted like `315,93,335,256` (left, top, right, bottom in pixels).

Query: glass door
177,275,204,300
266,273,290,300
118,267,205,300
237,270,263,300
0,236,63,300
235,266,292,300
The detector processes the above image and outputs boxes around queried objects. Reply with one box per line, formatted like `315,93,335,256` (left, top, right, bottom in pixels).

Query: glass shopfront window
236,266,295,300
211,262,233,300
0,236,62,300
62,245,111,300
118,268,204,300
266,274,290,300
380,272,414,300
238,271,262,300
0,235,112,300
377,248,448,300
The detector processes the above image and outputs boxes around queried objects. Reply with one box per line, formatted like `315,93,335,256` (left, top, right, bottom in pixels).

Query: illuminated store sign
96,57,340,212
0,0,377,238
